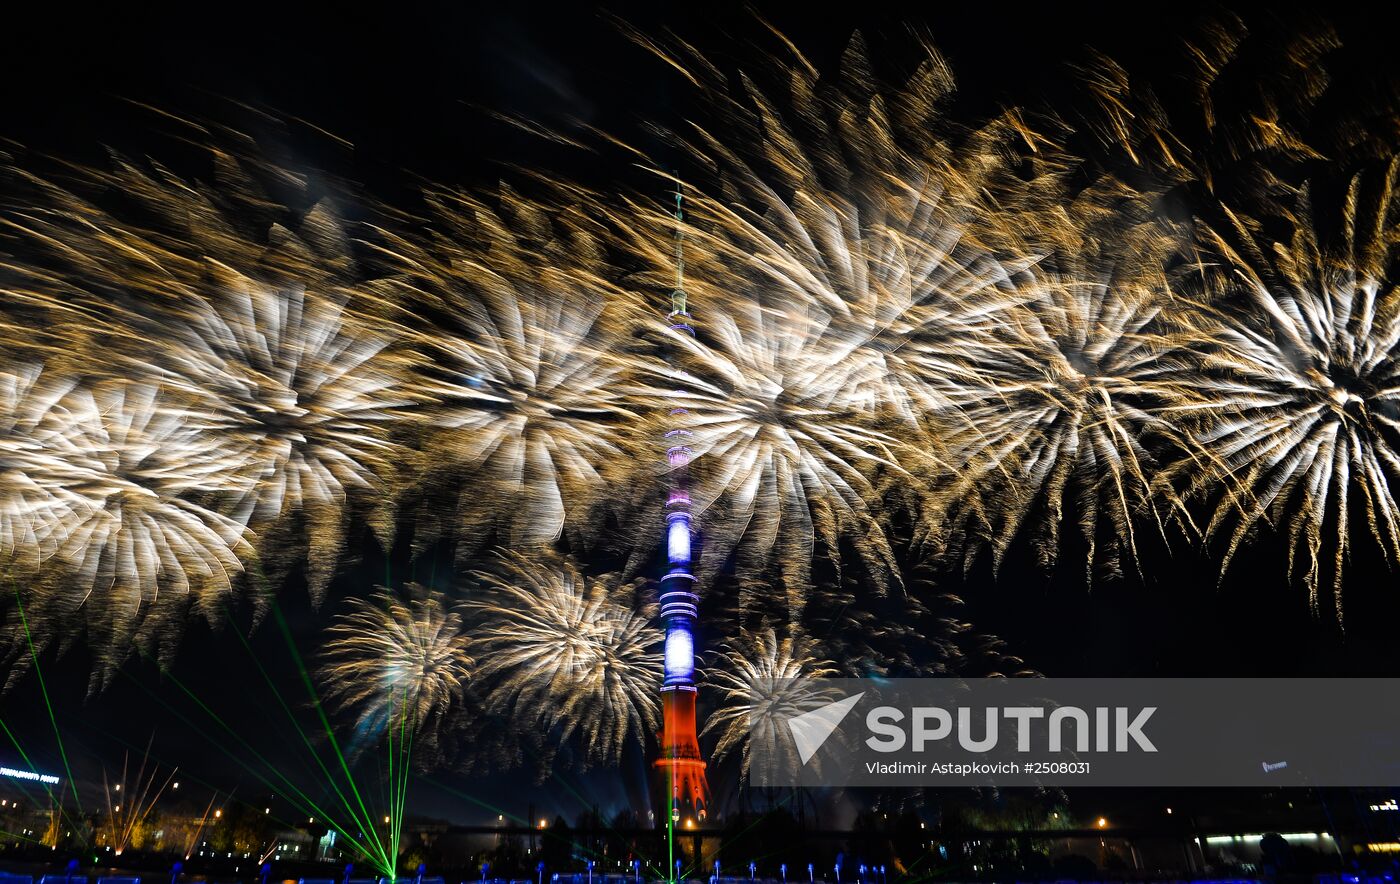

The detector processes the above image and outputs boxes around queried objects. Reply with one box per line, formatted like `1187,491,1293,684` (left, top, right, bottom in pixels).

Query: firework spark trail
606,29,1055,593
155,279,406,598
101,739,178,857
701,628,838,779
468,551,662,768
318,585,475,744
790,569,1036,681
0,366,89,572
1174,160,1400,620
369,187,655,556
183,791,223,860
8,381,254,684
934,249,1204,580
1069,12,1342,195
1,150,408,599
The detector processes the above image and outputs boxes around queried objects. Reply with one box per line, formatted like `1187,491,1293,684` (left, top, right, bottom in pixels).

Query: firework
0,365,87,571
372,188,653,554
1,147,401,598
936,249,1200,579
1180,160,1400,619
1,147,350,340
11,381,253,680
158,280,405,595
609,31,1045,589
181,792,224,861
701,628,838,778
318,585,475,741
2,13,1386,711
1069,13,1342,197
657,299,909,591
468,551,662,768
100,740,178,857
704,583,1033,780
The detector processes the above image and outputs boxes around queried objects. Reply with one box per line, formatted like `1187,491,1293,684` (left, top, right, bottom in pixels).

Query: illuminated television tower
654,181,708,828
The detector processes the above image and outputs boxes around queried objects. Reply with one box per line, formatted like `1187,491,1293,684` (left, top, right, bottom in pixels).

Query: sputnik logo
787,692,865,764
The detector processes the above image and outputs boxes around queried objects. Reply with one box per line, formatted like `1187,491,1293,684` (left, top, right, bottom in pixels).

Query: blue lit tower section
653,185,708,824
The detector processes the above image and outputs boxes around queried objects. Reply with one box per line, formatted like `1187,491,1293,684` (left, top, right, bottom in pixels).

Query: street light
1096,817,1108,829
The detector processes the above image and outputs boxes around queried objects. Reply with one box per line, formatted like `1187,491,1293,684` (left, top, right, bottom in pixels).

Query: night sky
3,0,1399,826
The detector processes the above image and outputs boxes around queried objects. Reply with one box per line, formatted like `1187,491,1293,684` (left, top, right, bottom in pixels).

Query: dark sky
2,0,1399,828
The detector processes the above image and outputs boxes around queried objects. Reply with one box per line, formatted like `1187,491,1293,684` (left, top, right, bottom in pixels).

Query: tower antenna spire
673,178,686,308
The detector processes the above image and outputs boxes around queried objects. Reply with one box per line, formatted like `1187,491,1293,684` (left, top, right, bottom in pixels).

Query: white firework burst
16,381,254,677
157,277,405,594
701,628,839,778
374,189,651,551
1182,161,1400,618
606,29,1045,589
319,585,475,739
468,551,662,767
938,256,1198,579
663,297,911,586
0,148,404,598
0,366,88,570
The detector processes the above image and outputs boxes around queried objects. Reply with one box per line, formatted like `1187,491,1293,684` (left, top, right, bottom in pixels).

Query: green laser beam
12,588,81,813
0,715,82,838
0,827,45,845
266,604,397,873
118,659,388,870
222,608,393,872
270,607,386,844
59,710,319,846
